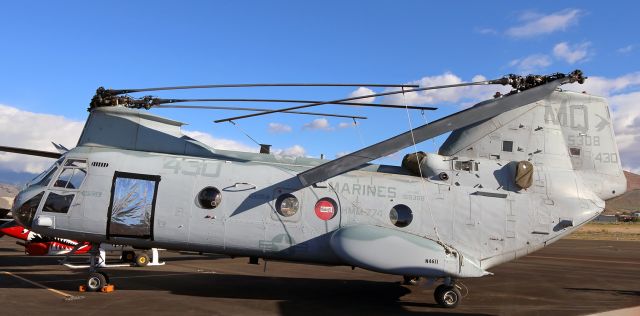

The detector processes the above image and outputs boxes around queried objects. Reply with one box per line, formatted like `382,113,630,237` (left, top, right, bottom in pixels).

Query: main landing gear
62,243,164,292
433,278,462,308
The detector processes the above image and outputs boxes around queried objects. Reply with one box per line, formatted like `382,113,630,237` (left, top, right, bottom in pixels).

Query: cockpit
12,156,88,229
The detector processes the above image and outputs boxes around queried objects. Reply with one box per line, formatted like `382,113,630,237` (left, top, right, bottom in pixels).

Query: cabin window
390,204,413,227
502,141,514,152
197,187,222,209
569,147,581,156
107,172,160,239
276,193,299,217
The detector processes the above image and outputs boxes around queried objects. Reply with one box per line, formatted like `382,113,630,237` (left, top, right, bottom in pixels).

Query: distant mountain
0,183,18,198
0,169,36,186
604,171,640,214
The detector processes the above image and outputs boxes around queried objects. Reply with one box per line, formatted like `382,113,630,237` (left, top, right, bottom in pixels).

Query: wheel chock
78,284,115,293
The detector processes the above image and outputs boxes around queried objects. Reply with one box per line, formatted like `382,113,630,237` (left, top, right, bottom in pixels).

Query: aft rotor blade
296,78,566,187
0,146,62,159
154,105,367,120
156,98,437,111
214,80,498,123
112,83,419,94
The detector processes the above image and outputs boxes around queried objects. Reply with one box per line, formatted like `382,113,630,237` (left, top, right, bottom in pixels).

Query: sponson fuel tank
329,225,489,278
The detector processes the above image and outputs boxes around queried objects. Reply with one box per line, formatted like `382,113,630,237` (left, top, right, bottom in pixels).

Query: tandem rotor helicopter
0,69,627,308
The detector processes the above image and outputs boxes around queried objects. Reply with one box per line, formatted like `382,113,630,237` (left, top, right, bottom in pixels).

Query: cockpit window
65,159,87,168
53,159,87,190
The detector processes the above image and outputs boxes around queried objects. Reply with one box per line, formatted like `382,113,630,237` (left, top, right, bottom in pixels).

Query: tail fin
439,89,626,200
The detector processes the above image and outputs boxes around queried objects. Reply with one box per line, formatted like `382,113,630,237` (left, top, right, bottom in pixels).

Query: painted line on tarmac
527,256,640,265
2,271,73,299
39,272,215,284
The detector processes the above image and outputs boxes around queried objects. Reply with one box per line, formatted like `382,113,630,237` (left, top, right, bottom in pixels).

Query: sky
1,1,639,181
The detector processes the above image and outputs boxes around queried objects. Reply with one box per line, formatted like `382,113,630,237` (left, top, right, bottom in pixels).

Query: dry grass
566,222,640,241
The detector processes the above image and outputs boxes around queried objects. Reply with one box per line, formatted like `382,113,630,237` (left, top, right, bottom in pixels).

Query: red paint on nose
25,242,49,256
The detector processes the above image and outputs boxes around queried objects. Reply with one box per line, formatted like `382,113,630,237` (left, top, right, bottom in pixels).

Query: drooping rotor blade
154,105,367,120
155,98,437,111
297,77,573,187
110,83,419,95
213,80,500,123
0,146,62,159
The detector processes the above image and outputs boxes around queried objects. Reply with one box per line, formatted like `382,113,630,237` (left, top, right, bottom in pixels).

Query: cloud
565,72,640,97
506,9,582,38
383,72,510,106
553,41,591,64
273,145,306,157
509,54,552,73
0,104,84,173
617,45,634,54
267,122,292,133
347,87,376,104
607,92,640,173
338,122,355,129
302,118,333,131
335,151,349,158
0,104,261,175
182,130,257,152
475,27,497,35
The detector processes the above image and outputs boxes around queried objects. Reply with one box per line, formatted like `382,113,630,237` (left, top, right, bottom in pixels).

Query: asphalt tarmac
0,238,638,316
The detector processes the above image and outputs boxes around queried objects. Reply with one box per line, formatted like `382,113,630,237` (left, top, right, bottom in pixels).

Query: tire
97,271,110,284
135,253,149,267
434,284,461,308
86,272,107,292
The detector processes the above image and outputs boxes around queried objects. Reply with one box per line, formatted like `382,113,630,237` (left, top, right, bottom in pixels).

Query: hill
604,171,640,214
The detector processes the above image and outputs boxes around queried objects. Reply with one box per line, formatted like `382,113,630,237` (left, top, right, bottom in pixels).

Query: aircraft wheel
135,253,149,267
122,251,135,263
97,271,110,284
402,275,420,285
86,272,107,292
434,284,461,308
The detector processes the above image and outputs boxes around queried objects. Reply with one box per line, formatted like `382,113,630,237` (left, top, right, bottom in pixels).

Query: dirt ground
567,222,640,241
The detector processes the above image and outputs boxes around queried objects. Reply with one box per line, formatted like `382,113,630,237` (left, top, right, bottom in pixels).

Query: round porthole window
276,193,299,217
390,204,413,227
314,198,337,221
197,187,221,209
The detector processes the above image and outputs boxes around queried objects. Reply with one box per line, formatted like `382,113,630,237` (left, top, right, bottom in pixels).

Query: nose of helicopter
11,190,44,229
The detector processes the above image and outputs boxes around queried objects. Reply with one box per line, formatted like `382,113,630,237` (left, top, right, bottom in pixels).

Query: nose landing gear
85,271,109,292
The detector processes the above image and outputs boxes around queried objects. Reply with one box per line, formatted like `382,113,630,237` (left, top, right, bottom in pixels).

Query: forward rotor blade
156,98,437,111
154,105,367,120
214,80,498,123
296,78,566,187
112,83,419,95
0,146,62,159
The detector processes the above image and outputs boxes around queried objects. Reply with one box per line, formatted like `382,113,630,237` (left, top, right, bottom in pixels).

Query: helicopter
2,69,627,308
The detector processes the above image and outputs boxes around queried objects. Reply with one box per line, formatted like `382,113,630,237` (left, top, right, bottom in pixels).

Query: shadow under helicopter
0,267,487,316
